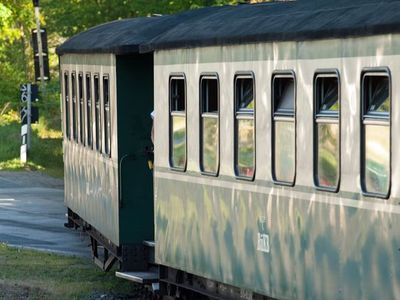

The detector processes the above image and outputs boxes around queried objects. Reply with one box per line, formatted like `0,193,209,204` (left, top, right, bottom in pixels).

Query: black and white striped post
20,83,32,163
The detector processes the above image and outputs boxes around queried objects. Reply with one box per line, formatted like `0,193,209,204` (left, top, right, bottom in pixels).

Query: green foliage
0,1,34,108
41,0,241,38
0,0,256,178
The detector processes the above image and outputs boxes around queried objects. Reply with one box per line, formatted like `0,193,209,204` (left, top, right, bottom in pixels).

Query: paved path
0,171,90,257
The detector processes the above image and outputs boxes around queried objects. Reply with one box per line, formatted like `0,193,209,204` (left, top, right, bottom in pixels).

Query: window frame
103,74,111,157
234,71,256,181
63,71,70,140
199,73,220,177
71,71,78,142
271,70,296,186
93,73,102,153
78,72,85,145
360,67,391,199
169,73,187,172
85,73,93,149
313,69,341,192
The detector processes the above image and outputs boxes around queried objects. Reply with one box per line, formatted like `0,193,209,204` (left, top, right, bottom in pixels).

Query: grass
0,243,139,300
0,81,64,178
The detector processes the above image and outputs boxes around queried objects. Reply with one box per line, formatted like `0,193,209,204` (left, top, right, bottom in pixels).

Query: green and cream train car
147,1,400,299
56,16,182,272
57,0,400,299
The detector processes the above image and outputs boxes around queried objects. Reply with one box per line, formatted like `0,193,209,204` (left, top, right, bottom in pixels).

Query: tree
0,0,35,107
41,0,241,38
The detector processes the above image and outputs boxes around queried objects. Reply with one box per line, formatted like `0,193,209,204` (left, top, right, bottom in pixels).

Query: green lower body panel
155,172,400,300
64,141,119,245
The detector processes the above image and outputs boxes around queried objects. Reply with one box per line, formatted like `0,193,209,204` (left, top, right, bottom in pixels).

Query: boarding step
116,270,158,284
143,240,156,265
143,240,155,247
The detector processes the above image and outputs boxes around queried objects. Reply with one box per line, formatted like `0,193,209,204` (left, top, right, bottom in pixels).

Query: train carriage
57,0,400,299
56,17,176,272
146,0,400,299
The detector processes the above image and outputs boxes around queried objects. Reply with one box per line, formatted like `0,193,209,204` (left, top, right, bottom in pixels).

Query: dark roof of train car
56,6,217,55
57,0,400,55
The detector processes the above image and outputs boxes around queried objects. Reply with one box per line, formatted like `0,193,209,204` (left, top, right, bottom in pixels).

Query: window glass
235,75,255,178
171,115,186,168
201,78,218,113
317,77,339,112
94,75,101,152
365,76,390,114
316,123,339,187
364,125,390,194
202,117,218,173
64,72,70,139
200,77,219,174
171,79,185,112
237,118,255,177
362,72,390,196
236,78,254,110
314,74,340,190
78,73,84,144
103,76,111,156
273,77,294,114
274,121,295,182
86,74,92,147
170,77,186,169
272,74,295,184
71,72,77,141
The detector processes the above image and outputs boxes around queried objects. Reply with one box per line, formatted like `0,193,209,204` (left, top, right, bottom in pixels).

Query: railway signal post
33,0,46,85
20,83,39,163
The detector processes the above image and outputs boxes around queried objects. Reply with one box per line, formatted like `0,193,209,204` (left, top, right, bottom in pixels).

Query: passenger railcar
56,18,168,272
58,0,400,299
148,1,400,299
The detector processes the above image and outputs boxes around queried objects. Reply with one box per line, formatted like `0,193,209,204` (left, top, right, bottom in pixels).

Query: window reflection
235,75,255,178
364,125,390,194
78,74,84,144
171,115,186,168
316,123,339,188
94,75,101,152
272,74,295,184
362,72,390,197
71,72,77,141
202,117,218,173
201,77,219,174
85,74,92,147
314,74,340,190
274,121,295,182
170,77,186,169
237,118,255,177
64,73,70,139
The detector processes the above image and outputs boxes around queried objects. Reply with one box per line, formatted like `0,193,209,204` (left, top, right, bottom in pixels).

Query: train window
234,74,255,179
103,75,111,157
71,72,77,142
64,72,70,139
361,70,390,198
314,73,340,191
78,73,84,145
94,74,102,152
169,75,186,170
85,73,92,148
200,75,219,175
272,73,295,185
